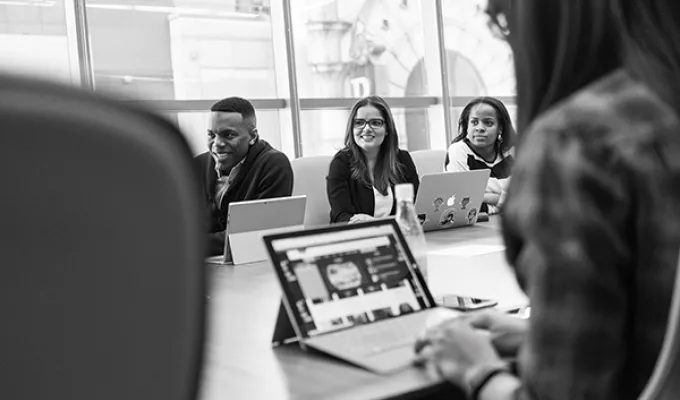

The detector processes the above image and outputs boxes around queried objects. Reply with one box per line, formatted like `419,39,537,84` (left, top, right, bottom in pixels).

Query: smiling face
352,105,386,154
466,103,500,152
207,111,256,173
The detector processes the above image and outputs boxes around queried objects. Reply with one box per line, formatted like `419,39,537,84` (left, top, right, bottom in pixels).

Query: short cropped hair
210,97,257,128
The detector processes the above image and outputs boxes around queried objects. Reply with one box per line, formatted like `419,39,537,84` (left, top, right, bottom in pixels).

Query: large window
0,0,75,84
86,0,277,100
85,0,282,156
0,0,516,159
291,0,446,155
292,0,433,99
442,0,515,98
442,0,515,142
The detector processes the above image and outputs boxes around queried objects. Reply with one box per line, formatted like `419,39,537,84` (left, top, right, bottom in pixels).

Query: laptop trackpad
362,346,416,375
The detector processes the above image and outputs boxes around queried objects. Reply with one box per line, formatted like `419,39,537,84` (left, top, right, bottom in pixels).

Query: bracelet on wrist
466,363,512,400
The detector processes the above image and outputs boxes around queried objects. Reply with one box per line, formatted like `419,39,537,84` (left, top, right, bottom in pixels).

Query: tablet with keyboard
263,219,459,374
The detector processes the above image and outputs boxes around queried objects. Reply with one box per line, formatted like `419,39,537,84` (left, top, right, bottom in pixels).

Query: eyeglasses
353,118,385,130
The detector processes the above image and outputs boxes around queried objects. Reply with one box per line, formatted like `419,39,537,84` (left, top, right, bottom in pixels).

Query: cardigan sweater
194,139,293,255
326,148,419,223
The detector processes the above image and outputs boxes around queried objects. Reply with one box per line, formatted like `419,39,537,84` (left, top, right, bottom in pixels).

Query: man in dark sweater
194,97,293,255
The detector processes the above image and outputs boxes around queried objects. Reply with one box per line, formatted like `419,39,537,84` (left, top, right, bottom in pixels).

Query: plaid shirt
502,70,680,400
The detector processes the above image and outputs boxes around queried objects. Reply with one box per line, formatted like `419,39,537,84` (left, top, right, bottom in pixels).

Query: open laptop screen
265,220,434,339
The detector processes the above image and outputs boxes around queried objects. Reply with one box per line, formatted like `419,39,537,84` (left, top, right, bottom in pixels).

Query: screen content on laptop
267,222,433,338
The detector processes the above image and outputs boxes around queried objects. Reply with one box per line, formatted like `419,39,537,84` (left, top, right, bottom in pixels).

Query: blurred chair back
291,155,333,228
410,149,447,175
0,75,205,400
638,251,680,400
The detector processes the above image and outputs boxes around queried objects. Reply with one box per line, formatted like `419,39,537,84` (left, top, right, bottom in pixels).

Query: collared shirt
214,158,245,210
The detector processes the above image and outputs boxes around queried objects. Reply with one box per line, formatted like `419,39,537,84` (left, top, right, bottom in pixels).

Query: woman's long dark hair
504,0,621,134
342,95,405,195
452,96,517,157
612,0,680,116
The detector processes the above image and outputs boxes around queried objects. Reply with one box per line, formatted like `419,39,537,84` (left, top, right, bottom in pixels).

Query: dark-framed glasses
353,118,385,130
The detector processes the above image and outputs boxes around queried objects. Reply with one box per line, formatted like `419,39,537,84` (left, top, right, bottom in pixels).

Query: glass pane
163,110,287,158
291,0,435,99
0,0,74,84
292,1,446,155
300,107,439,156
442,0,515,97
86,0,278,100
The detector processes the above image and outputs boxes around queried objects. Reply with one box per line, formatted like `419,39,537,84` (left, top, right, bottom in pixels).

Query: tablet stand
271,300,299,347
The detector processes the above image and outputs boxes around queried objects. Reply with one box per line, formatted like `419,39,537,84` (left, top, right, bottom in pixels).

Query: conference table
199,216,528,400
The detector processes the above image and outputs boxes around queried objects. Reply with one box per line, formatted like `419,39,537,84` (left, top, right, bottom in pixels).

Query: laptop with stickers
414,170,490,232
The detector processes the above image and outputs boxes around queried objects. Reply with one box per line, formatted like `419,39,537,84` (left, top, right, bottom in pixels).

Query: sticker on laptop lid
439,208,456,226
433,197,444,212
466,208,478,225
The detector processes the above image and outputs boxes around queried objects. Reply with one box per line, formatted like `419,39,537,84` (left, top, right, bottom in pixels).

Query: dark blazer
195,139,293,255
326,149,419,223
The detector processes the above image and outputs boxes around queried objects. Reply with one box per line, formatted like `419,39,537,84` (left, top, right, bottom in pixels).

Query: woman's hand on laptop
413,317,503,388
349,214,375,224
460,309,527,357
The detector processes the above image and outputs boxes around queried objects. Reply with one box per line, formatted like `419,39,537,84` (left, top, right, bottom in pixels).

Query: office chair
0,74,206,400
291,155,333,227
410,149,447,175
638,251,680,400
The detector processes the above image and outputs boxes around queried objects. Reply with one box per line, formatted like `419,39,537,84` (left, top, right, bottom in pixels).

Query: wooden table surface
198,217,528,400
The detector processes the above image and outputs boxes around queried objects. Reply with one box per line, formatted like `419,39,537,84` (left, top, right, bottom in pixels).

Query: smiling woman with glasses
326,95,419,224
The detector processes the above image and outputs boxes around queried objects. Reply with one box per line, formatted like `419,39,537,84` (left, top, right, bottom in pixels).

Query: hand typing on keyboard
412,313,504,388
413,308,460,359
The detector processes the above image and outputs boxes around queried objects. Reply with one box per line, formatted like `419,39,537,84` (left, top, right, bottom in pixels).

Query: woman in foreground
415,1,680,399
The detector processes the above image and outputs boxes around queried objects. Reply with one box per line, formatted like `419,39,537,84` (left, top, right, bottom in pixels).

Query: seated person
195,97,293,255
327,95,419,224
444,96,516,214
415,1,680,399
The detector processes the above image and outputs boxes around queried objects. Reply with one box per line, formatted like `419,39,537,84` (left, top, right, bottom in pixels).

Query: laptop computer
414,169,490,232
262,218,459,374
206,195,306,265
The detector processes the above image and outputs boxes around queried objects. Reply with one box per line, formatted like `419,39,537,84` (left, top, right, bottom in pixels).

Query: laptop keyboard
310,311,430,357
